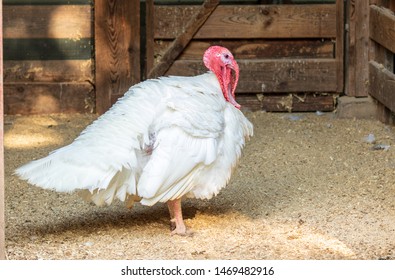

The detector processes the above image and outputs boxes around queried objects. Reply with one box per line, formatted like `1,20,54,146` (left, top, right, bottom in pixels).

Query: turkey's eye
224,54,229,59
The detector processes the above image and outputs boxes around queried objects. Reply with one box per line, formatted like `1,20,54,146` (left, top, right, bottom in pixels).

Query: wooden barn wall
148,0,343,112
3,0,342,114
3,0,95,115
368,0,395,124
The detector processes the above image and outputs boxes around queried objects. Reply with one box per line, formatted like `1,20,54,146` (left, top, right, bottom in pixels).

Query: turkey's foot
167,198,193,236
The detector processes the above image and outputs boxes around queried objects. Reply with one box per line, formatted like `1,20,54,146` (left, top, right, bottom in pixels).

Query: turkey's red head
203,46,240,109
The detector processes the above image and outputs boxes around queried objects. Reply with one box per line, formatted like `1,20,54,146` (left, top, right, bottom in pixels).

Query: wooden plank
4,0,91,4
3,38,92,60
346,0,356,96
4,82,95,114
147,0,219,78
155,4,337,39
155,40,335,60
145,0,155,78
3,60,93,83
369,61,395,113
335,0,344,93
94,0,140,114
0,0,5,261
237,93,336,112
370,5,395,53
3,5,92,39
166,59,339,93
354,0,370,97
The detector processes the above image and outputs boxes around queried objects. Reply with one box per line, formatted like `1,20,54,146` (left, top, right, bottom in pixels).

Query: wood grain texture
354,0,370,97
4,82,95,114
3,60,93,83
154,40,335,60
147,0,219,78
237,93,335,112
94,0,140,114
0,0,5,261
335,0,344,92
155,4,337,39
3,5,92,39
3,38,92,60
370,5,395,53
369,61,395,113
346,0,356,96
166,59,338,93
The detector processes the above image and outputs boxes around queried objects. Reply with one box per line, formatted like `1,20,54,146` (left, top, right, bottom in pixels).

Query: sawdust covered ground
4,111,395,260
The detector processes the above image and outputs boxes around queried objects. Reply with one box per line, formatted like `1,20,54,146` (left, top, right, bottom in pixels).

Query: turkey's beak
226,60,240,109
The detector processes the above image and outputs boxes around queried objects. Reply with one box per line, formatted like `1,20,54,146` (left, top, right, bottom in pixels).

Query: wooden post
95,0,140,114
0,0,5,260
336,0,344,93
145,0,155,79
346,0,370,96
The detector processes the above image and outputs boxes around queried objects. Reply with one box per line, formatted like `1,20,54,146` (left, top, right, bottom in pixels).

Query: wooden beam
369,61,395,113
94,0,140,114
166,59,339,93
335,0,344,93
154,4,337,39
237,93,336,112
0,0,5,260
3,5,92,39
4,60,93,83
355,0,370,97
155,40,335,60
4,82,95,115
370,5,395,53
148,0,219,79
145,0,155,78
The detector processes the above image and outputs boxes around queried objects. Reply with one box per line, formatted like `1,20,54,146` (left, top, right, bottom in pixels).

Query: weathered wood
346,0,356,96
4,82,95,114
0,0,5,261
237,93,336,112
145,0,155,78
3,38,92,60
94,0,140,114
154,5,337,39
3,5,92,39
4,0,91,4
370,5,395,53
4,60,93,83
354,0,370,97
369,61,395,113
155,40,335,60
148,0,219,78
335,0,344,93
166,59,339,93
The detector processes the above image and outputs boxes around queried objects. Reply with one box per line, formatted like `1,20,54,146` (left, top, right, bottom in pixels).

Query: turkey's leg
167,198,191,236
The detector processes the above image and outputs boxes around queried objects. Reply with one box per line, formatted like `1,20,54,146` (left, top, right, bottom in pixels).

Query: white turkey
15,46,253,235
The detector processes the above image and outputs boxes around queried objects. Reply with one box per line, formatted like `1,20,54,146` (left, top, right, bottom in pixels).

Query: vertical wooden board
355,0,370,97
346,0,356,96
145,0,155,79
95,0,140,114
335,0,344,92
0,0,5,260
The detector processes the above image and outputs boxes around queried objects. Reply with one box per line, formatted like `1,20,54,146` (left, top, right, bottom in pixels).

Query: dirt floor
4,111,395,260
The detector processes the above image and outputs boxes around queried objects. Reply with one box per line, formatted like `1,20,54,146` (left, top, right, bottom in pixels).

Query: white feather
15,72,253,206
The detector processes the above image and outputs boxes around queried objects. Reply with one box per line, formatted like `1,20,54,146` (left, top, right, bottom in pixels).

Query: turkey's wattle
15,46,253,235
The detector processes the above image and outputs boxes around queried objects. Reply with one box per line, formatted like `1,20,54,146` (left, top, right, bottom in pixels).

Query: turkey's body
16,72,253,208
